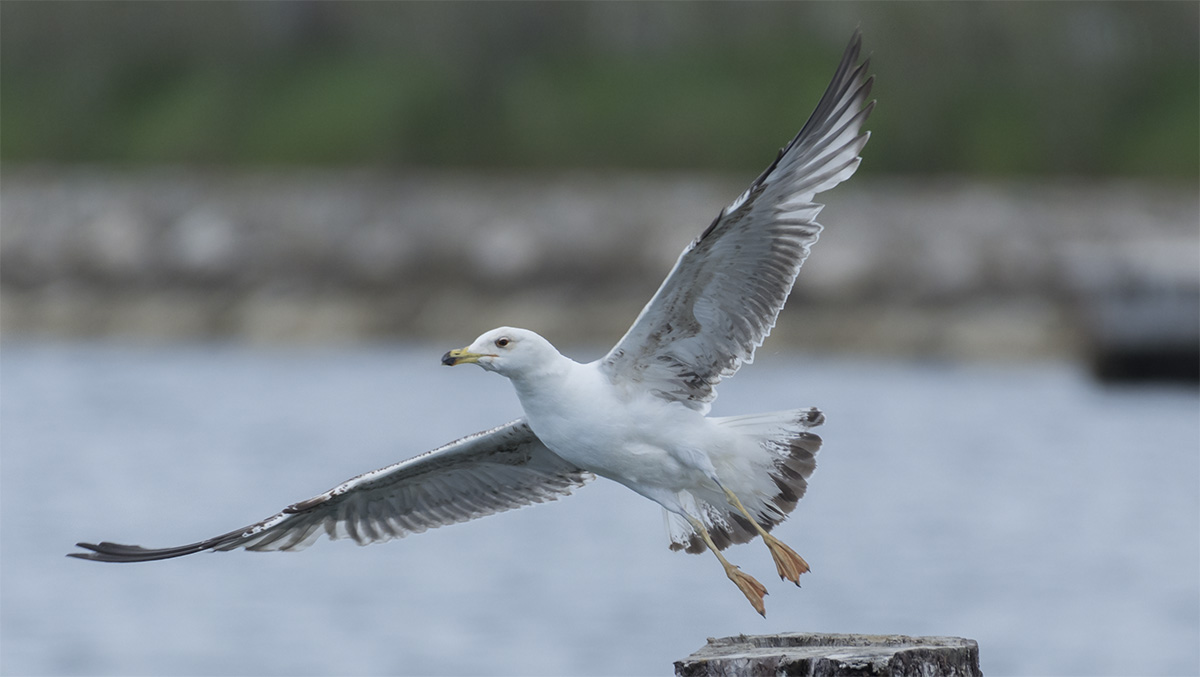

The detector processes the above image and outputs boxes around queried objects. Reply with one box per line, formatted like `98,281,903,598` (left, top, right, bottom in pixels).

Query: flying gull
71,31,874,616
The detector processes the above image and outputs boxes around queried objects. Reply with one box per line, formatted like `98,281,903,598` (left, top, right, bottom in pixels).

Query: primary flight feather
71,31,874,616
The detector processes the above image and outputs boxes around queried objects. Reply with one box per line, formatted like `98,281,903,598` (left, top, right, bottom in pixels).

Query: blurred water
2,342,1197,676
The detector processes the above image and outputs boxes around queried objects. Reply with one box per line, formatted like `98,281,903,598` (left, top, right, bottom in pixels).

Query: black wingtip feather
68,532,241,562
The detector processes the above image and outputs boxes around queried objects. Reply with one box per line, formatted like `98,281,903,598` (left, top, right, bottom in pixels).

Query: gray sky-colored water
3,343,1197,675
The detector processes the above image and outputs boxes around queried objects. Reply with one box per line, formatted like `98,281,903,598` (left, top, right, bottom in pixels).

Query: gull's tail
667,407,823,554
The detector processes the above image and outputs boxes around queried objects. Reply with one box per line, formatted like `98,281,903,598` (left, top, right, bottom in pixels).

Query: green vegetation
2,2,1196,176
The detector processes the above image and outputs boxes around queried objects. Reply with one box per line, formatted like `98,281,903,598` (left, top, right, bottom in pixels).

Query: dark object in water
1083,286,1199,384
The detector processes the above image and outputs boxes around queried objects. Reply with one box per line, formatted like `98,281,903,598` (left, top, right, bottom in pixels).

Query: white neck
506,353,583,417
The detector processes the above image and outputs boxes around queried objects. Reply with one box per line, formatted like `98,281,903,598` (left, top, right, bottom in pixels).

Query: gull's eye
495,337,511,348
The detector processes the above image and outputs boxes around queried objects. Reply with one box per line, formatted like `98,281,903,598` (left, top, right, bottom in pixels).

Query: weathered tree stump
675,632,982,677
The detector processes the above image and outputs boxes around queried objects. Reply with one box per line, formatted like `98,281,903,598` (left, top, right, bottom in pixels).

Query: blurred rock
77,204,152,278
165,208,241,280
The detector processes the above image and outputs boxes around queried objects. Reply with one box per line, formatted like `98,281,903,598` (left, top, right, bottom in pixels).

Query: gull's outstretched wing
69,420,591,563
600,31,874,411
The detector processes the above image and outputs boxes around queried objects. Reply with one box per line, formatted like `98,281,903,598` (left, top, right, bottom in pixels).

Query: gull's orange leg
686,515,769,616
722,487,810,585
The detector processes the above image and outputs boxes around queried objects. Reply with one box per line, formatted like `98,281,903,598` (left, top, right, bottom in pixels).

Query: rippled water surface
2,343,1197,676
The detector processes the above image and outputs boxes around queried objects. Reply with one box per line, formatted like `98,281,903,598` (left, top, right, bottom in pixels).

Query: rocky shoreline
3,168,1196,364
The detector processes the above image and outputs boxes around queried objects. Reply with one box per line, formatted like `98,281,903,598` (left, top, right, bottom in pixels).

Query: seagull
70,31,873,616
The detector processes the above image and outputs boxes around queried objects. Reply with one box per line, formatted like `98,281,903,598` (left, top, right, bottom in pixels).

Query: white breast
512,361,713,491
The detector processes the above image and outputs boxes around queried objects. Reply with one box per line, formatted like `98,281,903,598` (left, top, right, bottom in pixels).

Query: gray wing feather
69,420,591,562
599,31,874,410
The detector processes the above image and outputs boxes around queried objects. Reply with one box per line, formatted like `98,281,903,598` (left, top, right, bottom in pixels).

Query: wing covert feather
69,420,591,562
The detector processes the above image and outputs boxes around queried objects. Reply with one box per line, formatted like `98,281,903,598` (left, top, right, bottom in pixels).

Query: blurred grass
1,1,1196,176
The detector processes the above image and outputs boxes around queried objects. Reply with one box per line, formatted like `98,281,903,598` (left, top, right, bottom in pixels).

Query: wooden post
675,632,982,677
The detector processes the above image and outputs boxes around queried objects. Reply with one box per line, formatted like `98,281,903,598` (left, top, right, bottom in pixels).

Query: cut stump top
675,632,982,677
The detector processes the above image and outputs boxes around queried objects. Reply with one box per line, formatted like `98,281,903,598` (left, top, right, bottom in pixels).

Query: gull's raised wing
69,420,591,563
600,31,874,411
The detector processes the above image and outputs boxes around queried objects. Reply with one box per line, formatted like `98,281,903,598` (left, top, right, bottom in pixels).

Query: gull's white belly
536,415,691,490
513,363,719,493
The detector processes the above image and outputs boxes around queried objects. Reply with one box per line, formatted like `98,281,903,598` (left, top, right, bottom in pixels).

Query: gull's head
441,327,561,378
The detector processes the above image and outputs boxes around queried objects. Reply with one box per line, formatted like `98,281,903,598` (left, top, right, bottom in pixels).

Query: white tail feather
667,407,824,553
